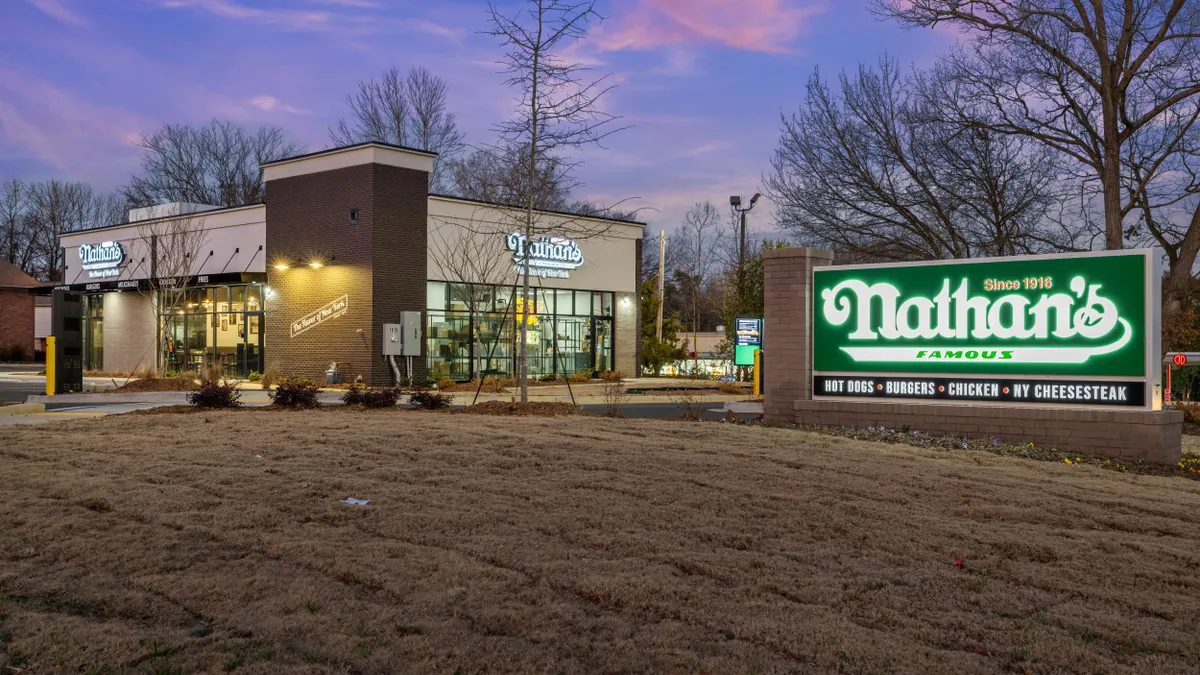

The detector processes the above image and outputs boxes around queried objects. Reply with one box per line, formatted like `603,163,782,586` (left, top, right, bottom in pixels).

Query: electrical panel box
400,311,422,356
382,323,403,356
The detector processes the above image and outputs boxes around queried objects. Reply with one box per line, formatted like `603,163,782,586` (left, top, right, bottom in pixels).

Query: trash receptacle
324,362,342,385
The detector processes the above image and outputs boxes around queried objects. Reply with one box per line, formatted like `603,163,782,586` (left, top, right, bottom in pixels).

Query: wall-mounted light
308,261,323,269
273,261,291,270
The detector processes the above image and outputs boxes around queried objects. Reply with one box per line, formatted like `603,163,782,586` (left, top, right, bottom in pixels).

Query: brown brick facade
762,248,832,423
0,289,34,360
264,163,428,386
763,247,1183,465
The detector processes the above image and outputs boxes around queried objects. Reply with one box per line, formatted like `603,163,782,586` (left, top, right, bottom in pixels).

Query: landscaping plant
270,377,321,408
341,382,367,405
409,390,454,410
187,380,242,409
361,387,401,408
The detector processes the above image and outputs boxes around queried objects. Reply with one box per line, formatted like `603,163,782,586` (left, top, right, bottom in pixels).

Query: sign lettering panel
812,250,1159,408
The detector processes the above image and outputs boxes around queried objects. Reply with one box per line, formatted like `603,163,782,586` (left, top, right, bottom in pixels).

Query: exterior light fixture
309,261,323,269
274,262,290,270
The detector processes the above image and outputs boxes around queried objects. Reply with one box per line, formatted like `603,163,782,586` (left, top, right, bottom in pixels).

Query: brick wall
615,291,637,376
264,163,429,386
102,292,155,373
0,289,33,360
370,163,429,383
762,248,832,423
795,400,1183,465
633,237,643,376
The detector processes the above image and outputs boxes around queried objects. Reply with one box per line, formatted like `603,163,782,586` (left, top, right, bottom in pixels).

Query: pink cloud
595,0,828,54
0,67,146,187
24,0,87,26
248,95,310,115
157,0,338,33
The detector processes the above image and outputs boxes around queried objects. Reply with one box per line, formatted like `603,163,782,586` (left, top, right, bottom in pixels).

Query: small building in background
0,260,39,362
34,295,51,359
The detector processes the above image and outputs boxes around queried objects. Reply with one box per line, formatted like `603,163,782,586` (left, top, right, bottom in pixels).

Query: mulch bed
113,377,200,392
455,401,585,416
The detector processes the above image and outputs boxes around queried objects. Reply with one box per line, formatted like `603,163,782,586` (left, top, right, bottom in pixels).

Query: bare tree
875,1,1200,252
427,212,515,379
1,179,29,269
132,213,210,375
25,180,118,281
445,143,577,208
486,0,627,402
125,119,303,209
675,202,720,344
765,58,1062,262
330,66,466,191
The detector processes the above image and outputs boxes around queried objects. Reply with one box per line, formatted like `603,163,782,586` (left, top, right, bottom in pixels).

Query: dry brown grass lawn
2,411,1199,674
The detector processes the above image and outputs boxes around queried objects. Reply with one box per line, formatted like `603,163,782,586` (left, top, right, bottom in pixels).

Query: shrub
719,381,743,395
568,367,594,383
435,378,457,390
361,387,401,408
201,362,222,384
187,380,242,408
271,377,321,408
247,371,263,382
598,370,625,382
482,375,507,393
601,378,629,417
1178,403,1200,426
341,382,367,405
409,390,454,410
260,367,278,391
0,344,29,362
539,373,559,382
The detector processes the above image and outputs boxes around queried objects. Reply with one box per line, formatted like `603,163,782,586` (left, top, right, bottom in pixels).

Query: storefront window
82,294,103,371
425,281,618,381
158,283,266,377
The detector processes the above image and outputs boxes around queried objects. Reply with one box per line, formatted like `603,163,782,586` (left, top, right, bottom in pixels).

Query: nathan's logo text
820,276,1131,365
79,241,125,278
506,232,584,278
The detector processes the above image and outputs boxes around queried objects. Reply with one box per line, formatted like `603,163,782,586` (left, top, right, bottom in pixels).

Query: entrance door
592,318,612,373
240,312,263,377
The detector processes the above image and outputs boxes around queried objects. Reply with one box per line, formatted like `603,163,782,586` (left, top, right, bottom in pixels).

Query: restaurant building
54,142,644,385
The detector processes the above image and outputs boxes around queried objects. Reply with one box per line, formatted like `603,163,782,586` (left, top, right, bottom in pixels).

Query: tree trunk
1162,206,1200,351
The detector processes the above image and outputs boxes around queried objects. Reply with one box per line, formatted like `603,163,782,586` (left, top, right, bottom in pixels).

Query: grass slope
2,410,1199,674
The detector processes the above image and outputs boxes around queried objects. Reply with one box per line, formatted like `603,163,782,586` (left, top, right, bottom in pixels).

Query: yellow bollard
752,349,762,397
46,335,56,396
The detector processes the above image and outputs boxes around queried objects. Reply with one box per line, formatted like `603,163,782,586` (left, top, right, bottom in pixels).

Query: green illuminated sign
813,250,1157,378
734,317,762,367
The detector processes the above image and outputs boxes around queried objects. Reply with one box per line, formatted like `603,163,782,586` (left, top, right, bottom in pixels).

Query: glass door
592,318,612,373
240,312,263,377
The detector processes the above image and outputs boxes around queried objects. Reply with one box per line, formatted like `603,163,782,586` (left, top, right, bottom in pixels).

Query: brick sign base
762,247,1183,466
796,400,1182,465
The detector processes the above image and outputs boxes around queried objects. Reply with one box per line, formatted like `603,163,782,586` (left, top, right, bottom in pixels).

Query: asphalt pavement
0,364,48,403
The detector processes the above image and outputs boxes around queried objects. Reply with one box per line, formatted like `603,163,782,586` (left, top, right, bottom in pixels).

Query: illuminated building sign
290,294,348,338
506,232,584,279
79,241,125,279
812,250,1160,408
734,317,762,367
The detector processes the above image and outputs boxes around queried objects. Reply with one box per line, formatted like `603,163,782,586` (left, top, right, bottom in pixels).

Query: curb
0,403,46,416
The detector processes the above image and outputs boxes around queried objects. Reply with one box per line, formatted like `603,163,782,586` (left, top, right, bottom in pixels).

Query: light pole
730,193,761,302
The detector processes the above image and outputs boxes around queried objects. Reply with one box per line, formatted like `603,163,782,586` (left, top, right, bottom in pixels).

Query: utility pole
656,230,665,340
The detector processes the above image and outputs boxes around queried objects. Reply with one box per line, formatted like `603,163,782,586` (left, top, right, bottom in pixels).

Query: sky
0,0,954,234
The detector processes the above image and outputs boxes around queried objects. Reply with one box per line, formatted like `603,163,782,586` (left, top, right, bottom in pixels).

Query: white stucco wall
59,204,267,286
427,196,642,295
